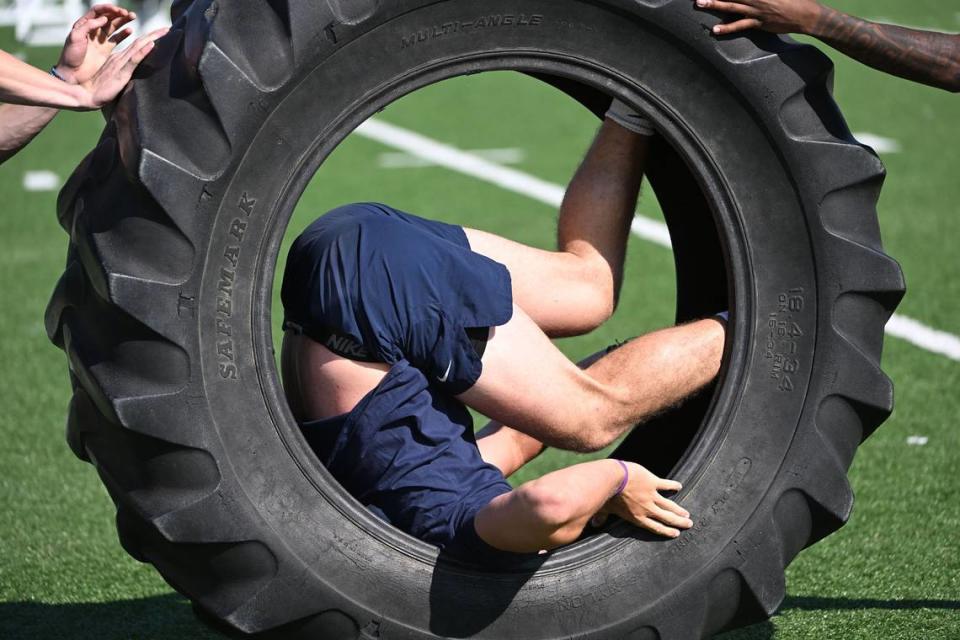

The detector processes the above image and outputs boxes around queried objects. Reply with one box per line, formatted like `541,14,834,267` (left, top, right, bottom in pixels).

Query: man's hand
54,4,137,85
78,28,168,109
695,0,823,36
596,462,693,538
475,459,693,552
694,0,960,92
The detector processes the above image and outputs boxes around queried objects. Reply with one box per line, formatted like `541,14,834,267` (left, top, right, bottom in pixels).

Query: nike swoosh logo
437,359,453,383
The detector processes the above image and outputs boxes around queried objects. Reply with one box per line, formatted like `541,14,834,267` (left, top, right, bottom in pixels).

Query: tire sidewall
197,1,820,636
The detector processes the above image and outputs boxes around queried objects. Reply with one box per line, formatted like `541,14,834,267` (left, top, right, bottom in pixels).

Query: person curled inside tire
280,102,727,558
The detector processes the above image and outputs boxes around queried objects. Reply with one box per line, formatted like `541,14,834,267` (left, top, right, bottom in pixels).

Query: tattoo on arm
810,7,960,92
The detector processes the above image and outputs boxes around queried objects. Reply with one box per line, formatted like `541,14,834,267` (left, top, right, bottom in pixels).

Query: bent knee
571,294,616,335
553,415,622,453
559,259,618,336
571,428,620,454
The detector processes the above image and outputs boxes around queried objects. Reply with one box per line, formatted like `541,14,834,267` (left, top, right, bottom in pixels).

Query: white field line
886,314,960,361
852,132,901,154
354,118,960,362
379,147,526,168
356,119,672,248
22,170,59,191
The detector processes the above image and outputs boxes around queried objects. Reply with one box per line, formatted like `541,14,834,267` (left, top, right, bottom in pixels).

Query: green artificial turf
1,1,959,637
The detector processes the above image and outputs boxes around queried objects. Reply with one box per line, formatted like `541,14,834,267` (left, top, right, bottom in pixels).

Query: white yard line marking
356,119,671,248
906,435,929,446
379,147,526,168
22,170,60,192
885,314,960,361
852,132,901,154
355,118,960,362
629,215,673,248
358,119,565,203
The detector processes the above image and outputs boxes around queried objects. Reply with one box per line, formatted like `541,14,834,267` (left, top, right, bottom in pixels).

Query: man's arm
1,4,132,108
0,29,165,164
0,5,168,164
0,48,94,109
0,103,58,164
697,0,960,92
474,459,692,552
476,422,546,477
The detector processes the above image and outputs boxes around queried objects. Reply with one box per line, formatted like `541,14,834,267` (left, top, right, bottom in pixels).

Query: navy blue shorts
282,202,513,395
298,361,514,552
282,203,519,555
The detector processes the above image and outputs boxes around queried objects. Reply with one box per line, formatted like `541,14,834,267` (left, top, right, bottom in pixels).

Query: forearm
557,120,648,299
0,50,90,109
808,7,960,92
0,103,58,164
476,422,545,477
474,459,625,552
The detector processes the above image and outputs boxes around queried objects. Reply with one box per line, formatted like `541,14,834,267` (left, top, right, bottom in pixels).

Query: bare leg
476,347,612,475
458,307,725,453
460,118,724,452
284,118,722,448
464,119,648,337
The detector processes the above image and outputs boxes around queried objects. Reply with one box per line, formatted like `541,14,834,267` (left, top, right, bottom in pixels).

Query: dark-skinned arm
696,0,960,92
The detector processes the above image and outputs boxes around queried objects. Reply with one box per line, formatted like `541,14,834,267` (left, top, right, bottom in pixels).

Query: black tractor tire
46,0,904,638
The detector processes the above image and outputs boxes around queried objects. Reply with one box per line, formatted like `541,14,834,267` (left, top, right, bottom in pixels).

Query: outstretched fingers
638,516,682,539
696,0,759,15
643,474,693,536
77,4,132,43
638,495,695,537
142,28,171,46
654,494,690,518
646,484,693,534
714,17,763,34
58,15,109,82
89,3,132,20
103,11,136,44
72,15,109,42
108,27,134,45
651,505,694,529
696,0,766,34
86,28,168,108
656,477,683,493
117,29,165,70
75,5,103,25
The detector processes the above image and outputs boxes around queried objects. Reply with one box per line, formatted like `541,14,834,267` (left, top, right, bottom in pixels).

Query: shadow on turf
719,595,960,639
2,592,958,639
0,594,220,640
780,595,960,611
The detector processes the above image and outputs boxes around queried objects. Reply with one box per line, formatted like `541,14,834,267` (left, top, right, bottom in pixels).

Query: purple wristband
613,459,629,496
